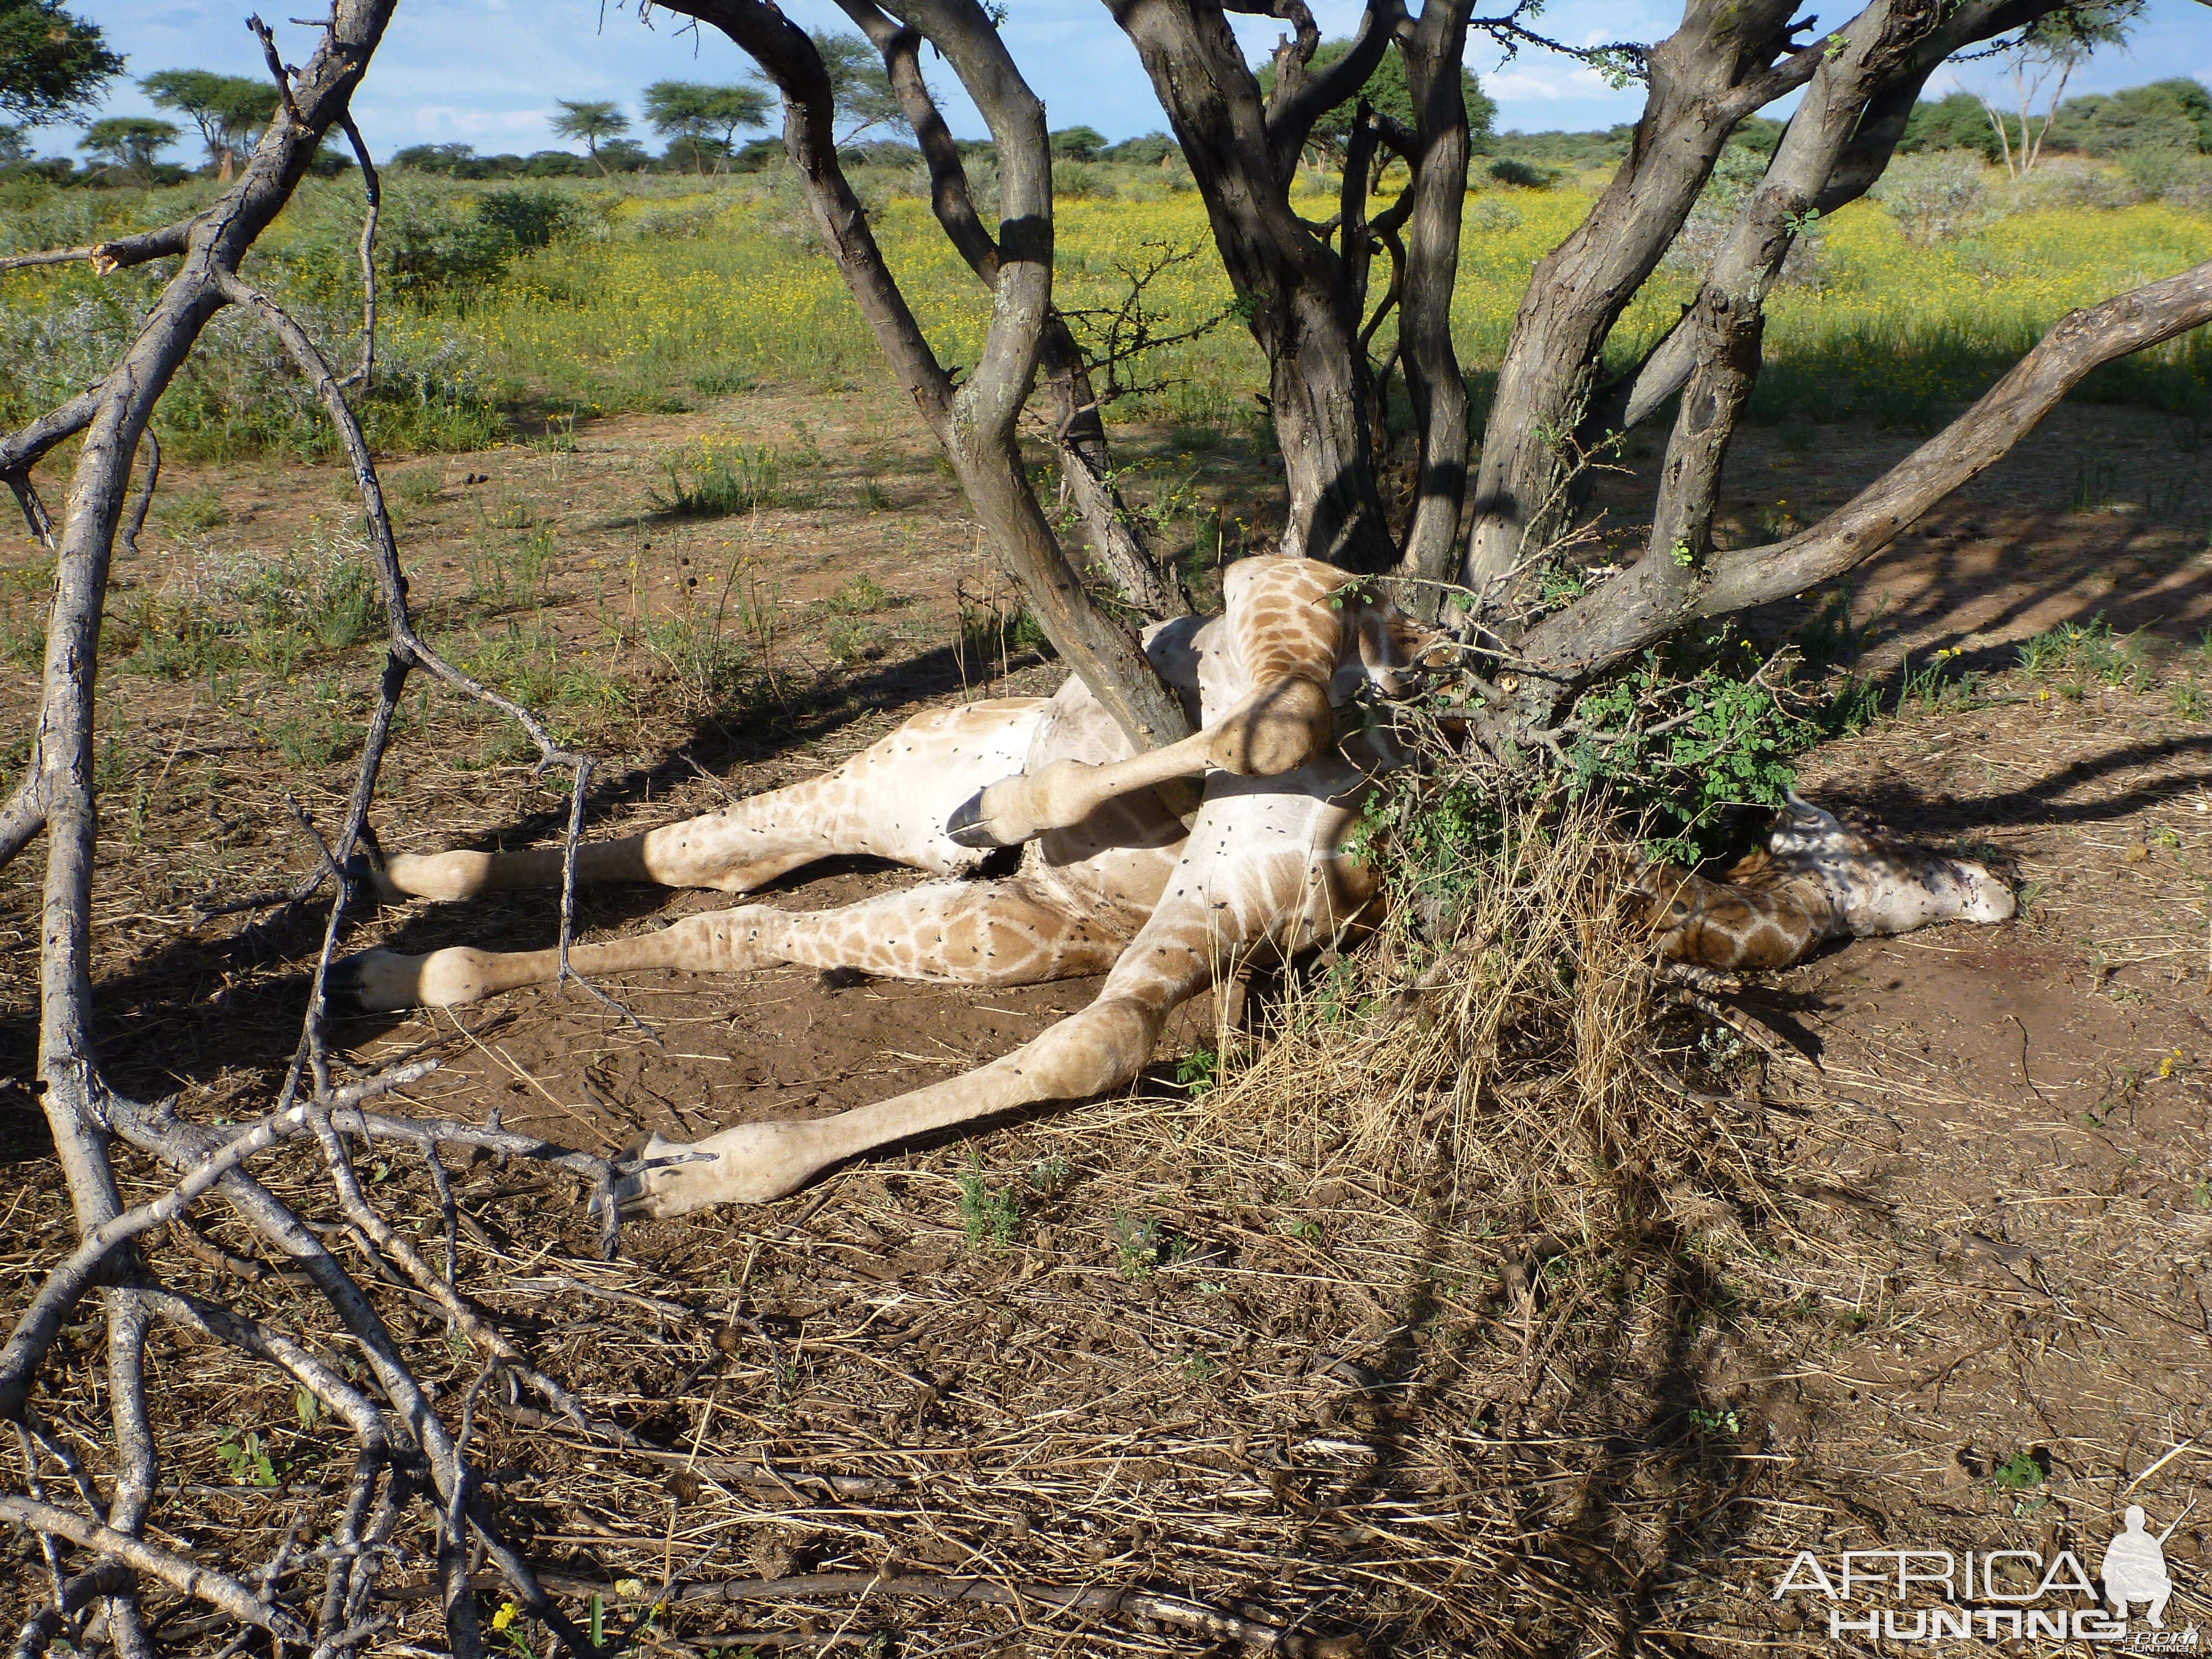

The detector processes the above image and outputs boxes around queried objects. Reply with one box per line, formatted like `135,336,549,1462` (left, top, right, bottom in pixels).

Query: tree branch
0,1497,310,1642
1460,0,1821,599
656,0,1192,744
1523,257,2212,679
1602,0,2059,436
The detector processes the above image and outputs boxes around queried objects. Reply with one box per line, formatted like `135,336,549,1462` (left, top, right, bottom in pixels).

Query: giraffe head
1764,794,2016,936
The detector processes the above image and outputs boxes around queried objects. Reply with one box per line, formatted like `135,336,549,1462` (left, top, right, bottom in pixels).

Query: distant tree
523,148,593,177
805,30,908,144
391,142,477,174
141,70,281,179
2052,79,2212,156
0,0,122,126
0,122,29,165
1974,0,2140,175
1257,38,1494,170
1103,131,1178,166
79,115,178,184
1050,124,1108,162
551,98,629,174
1900,91,2002,159
643,79,770,174
597,135,650,173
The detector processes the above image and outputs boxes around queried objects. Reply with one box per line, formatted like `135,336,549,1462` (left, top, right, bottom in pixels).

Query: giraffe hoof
946,789,1012,849
342,823,402,904
611,1133,729,1220
327,948,415,1014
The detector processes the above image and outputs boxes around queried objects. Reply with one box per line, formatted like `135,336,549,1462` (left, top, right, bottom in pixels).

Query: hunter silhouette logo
2104,1506,2178,1629
1770,1505,2197,1646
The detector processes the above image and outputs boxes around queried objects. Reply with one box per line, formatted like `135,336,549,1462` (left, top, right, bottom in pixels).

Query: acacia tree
0,0,122,126
639,0,2211,765
78,116,180,184
551,96,630,173
641,77,770,172
143,70,285,180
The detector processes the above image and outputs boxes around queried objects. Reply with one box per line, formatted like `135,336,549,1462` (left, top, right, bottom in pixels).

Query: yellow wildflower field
447,177,2212,430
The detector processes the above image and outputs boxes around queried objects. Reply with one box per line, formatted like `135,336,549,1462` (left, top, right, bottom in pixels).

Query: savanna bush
1664,143,1824,285
1869,150,1990,243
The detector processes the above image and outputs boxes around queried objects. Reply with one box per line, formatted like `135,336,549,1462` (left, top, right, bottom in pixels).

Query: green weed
1175,1047,1218,1096
1991,1448,2046,1490
216,1429,282,1488
957,1156,1020,1250
2017,614,2151,697
660,444,781,517
825,575,889,614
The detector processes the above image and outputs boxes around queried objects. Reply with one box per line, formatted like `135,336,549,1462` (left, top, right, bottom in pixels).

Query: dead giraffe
331,556,2014,1218
1630,795,2015,971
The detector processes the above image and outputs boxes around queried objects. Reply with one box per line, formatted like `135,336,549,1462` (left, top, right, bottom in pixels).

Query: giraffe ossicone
328,556,2015,1218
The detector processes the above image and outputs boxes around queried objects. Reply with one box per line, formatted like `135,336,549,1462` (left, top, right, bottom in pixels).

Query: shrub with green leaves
1561,634,1819,861
478,185,579,251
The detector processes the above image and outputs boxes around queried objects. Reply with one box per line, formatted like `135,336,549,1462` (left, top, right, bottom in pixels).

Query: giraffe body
331,557,2013,1217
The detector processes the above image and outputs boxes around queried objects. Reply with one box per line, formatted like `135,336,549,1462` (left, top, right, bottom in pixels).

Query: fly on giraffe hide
330,555,2015,1218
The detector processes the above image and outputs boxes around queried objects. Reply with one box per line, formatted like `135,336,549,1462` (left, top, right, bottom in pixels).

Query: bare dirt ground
2,389,2209,1653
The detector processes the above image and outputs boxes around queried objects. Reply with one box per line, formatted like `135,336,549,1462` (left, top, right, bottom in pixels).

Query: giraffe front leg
614,990,1171,1214
948,677,1332,849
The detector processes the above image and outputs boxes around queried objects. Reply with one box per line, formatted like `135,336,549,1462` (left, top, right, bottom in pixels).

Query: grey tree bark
653,0,1193,749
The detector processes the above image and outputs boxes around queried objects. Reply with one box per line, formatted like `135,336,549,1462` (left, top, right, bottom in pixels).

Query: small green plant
1109,1211,1191,1277
1175,1047,1218,1096
957,1155,1020,1249
1895,646,1978,714
529,415,577,454
1027,1156,1073,1196
216,1428,281,1488
826,575,889,614
823,614,874,665
690,365,758,396
660,443,782,517
1686,1406,1743,1437
1991,1449,2046,1491
858,479,892,512
2017,614,2151,697
2173,681,2208,721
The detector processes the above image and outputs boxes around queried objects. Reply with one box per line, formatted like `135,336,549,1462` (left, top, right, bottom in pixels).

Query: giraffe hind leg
330,874,1130,1011
371,698,1048,902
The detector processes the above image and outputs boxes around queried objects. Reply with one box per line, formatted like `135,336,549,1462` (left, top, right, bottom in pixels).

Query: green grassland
3,152,2210,464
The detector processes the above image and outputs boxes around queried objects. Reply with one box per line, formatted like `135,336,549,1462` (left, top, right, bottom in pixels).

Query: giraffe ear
1768,792,1846,854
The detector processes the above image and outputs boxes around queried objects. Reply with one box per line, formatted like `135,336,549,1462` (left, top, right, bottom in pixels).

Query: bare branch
0,1066,438,1423
0,1496,311,1642
0,221,195,276
9,1562,130,1659
118,430,159,559
335,114,379,388
1522,257,2212,681
1264,0,1400,181
0,387,103,478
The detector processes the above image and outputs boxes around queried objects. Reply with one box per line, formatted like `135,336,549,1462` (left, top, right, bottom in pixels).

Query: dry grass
4,793,1837,1655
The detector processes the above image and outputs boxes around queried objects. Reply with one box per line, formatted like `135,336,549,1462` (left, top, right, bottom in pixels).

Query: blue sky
41,0,2212,163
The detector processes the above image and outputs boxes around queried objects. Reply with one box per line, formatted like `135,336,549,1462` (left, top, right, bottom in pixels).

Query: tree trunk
663,0,1193,747
1460,0,1819,606
1390,0,1476,596
1108,0,1399,572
